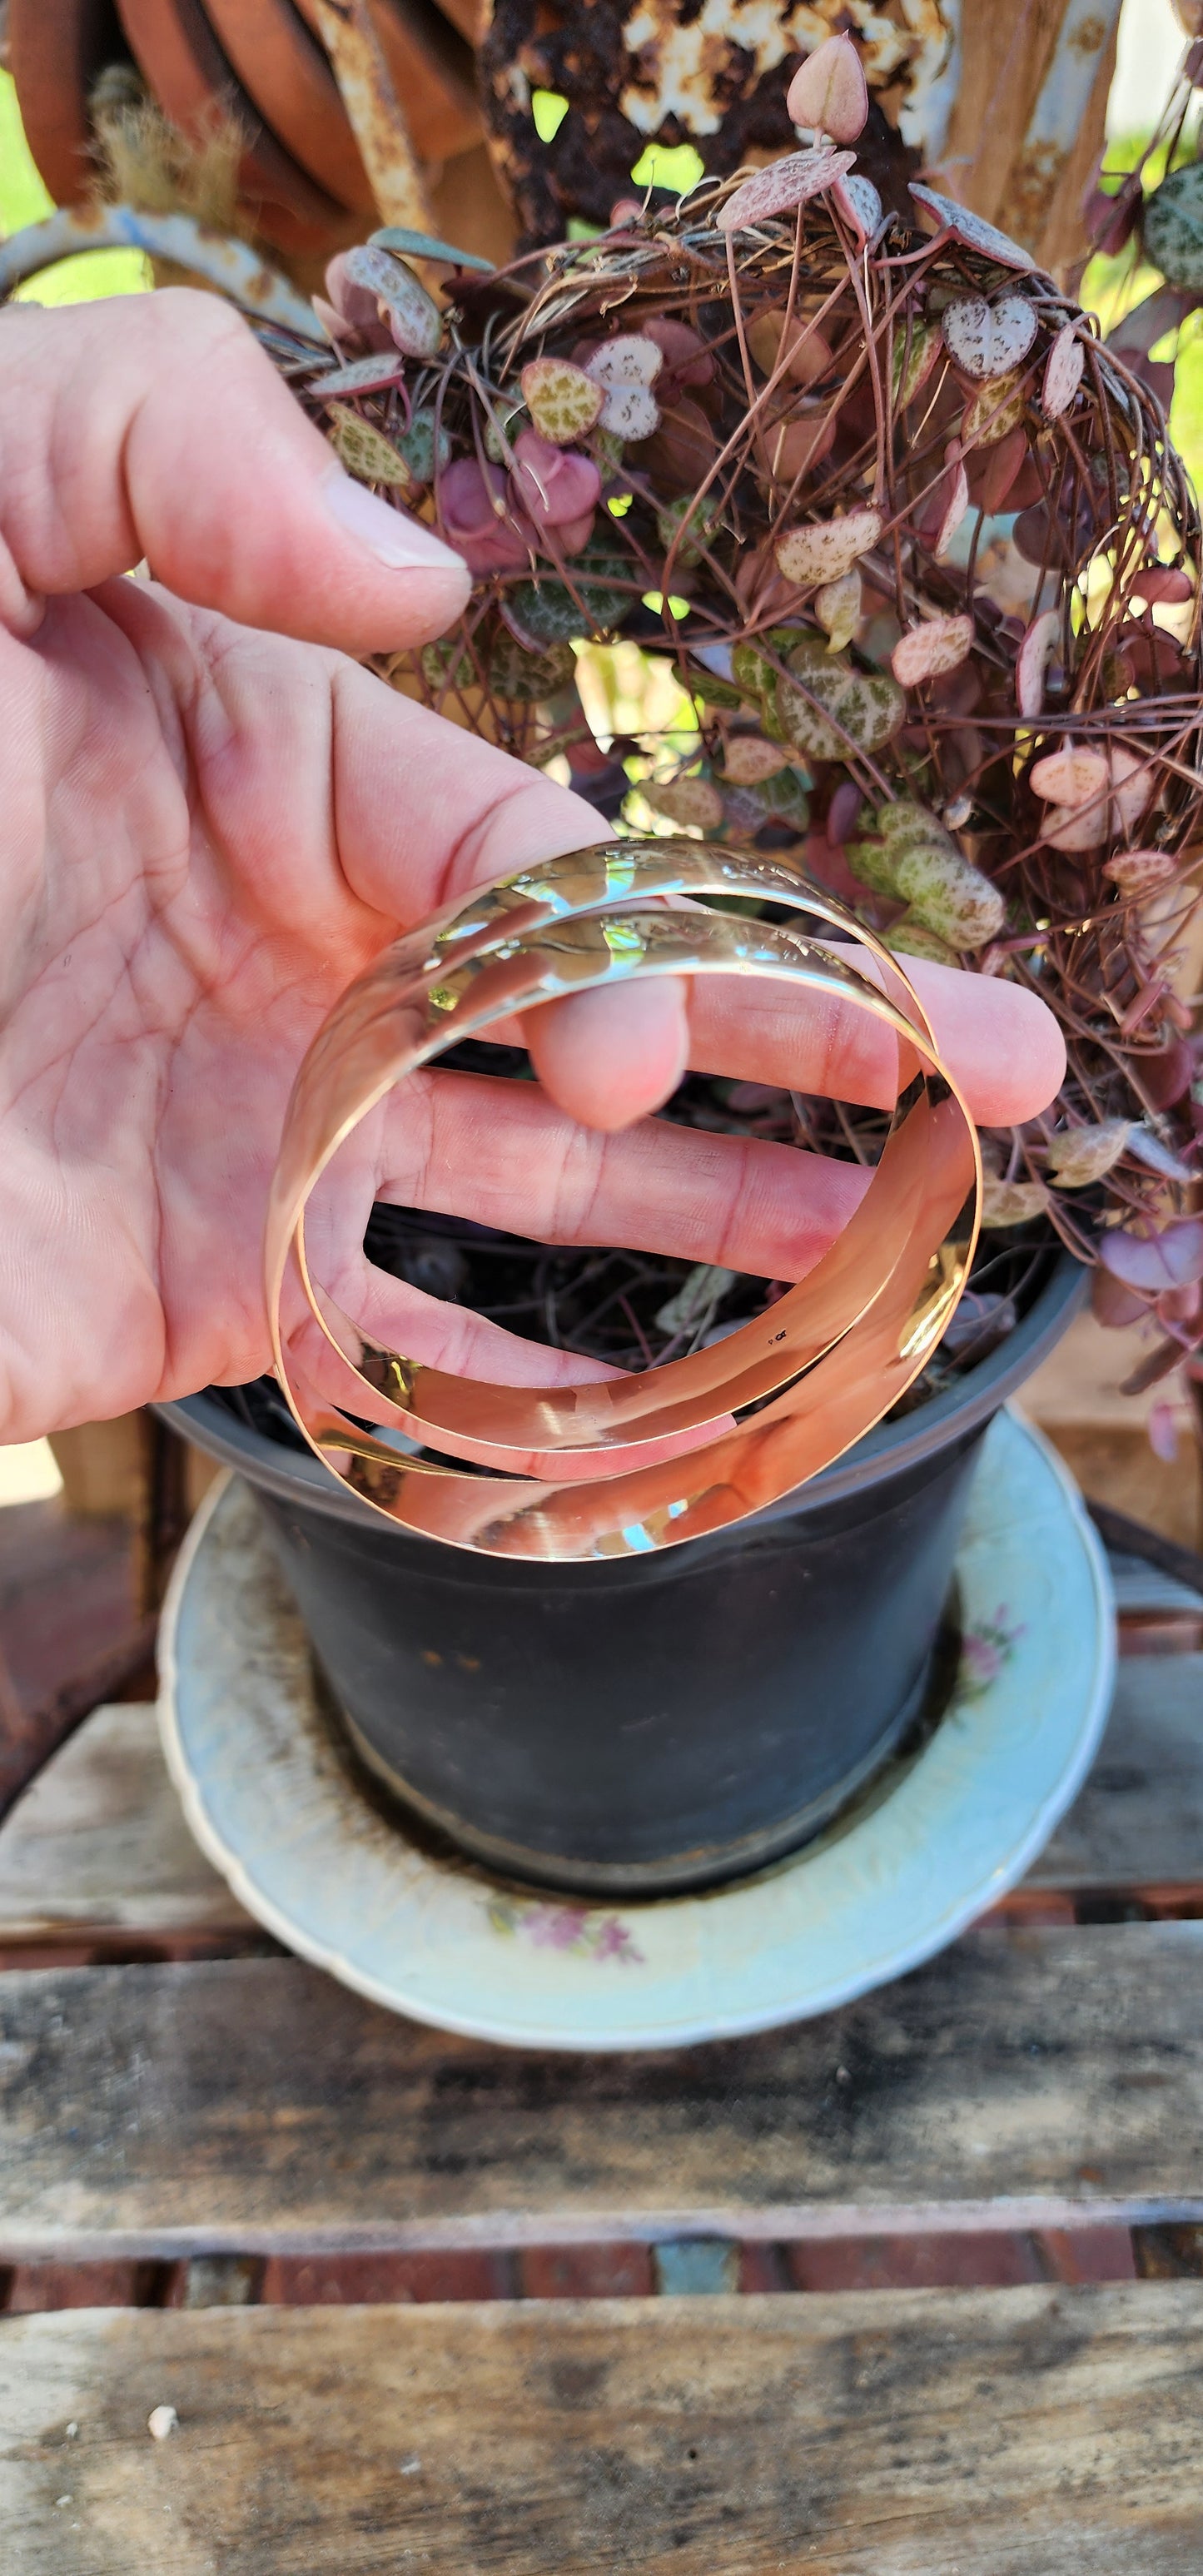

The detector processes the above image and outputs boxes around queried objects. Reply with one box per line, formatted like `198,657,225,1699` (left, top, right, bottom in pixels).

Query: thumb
0,287,469,650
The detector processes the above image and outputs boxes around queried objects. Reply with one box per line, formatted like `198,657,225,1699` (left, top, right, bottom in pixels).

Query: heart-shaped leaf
854,800,1005,948
584,334,664,389
892,319,941,408
520,357,604,445
785,33,868,142
645,774,725,832
775,637,904,758
1046,1121,1132,1186
342,244,442,357
599,381,660,440
1032,745,1153,848
961,370,1028,445
722,735,791,784
908,184,1036,271
325,404,413,489
487,634,577,701
1041,321,1085,419
892,615,974,684
814,569,862,650
832,172,882,241
1016,609,1061,718
1031,746,1111,806
311,351,407,397
1143,162,1203,292
1099,1218,1203,1290
942,293,1038,380
1103,847,1176,893
774,505,882,588
981,1178,1050,1226
718,148,855,233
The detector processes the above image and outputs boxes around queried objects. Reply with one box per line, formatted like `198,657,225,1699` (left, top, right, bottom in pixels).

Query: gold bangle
265,843,982,1559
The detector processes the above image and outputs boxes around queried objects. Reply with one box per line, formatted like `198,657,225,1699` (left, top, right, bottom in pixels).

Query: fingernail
322,469,468,574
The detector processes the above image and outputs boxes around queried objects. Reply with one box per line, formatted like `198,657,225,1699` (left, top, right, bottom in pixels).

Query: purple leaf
1099,1218,1203,1290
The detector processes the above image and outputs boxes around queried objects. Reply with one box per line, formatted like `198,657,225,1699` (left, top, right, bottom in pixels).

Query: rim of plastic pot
157,1251,1087,1541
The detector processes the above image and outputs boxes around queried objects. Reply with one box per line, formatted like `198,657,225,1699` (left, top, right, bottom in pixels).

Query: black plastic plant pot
160,1256,1084,1897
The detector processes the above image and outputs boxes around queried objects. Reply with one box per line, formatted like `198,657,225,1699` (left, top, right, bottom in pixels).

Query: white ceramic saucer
158,1410,1114,2052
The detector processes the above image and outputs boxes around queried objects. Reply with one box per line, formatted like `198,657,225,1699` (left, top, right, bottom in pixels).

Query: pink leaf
510,430,601,530
942,292,1037,380
1099,1219,1203,1291
1103,847,1176,893
786,33,868,142
891,614,974,685
1041,322,1084,419
309,351,406,397
1031,745,1110,806
831,172,882,241
718,148,856,233
1134,563,1194,603
932,448,970,557
1016,609,1061,719
774,505,882,587
908,184,1036,271
643,316,715,391
437,458,531,574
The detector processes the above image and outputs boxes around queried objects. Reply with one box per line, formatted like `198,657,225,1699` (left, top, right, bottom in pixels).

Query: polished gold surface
265,843,982,1558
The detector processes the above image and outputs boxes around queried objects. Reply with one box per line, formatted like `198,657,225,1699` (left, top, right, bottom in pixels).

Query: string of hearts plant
256,34,1203,1399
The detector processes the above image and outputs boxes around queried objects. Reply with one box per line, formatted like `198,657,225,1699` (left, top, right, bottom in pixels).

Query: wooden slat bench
0,1539,1201,2571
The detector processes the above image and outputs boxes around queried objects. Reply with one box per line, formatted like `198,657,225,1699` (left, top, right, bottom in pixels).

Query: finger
523,978,690,1132
369,1067,868,1281
0,291,469,651
265,658,1062,1136
519,949,1066,1131
288,1301,730,1480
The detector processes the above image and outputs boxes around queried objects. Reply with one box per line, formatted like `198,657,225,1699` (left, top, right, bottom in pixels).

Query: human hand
0,291,1065,1444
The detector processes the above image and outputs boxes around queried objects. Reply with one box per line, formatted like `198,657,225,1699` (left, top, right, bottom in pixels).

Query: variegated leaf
645,774,725,831
981,1178,1050,1226
342,244,442,357
1041,322,1085,420
814,569,862,650
718,148,856,233
325,403,413,488
722,735,791,784
908,184,1036,271
942,293,1037,381
774,505,882,588
891,615,974,684
1103,847,1176,892
961,370,1027,445
520,357,604,445
1016,609,1061,719
1046,1121,1132,1186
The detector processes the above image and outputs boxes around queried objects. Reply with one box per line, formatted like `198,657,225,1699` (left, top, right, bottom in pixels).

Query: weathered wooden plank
2,2287,1201,2574
2,1639,1201,1952
1,1932,1201,2255
1028,1654,1203,1892
0,1703,249,1942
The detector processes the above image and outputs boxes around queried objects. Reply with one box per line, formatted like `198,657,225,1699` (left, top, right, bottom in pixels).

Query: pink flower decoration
438,457,532,574
528,1905,589,1950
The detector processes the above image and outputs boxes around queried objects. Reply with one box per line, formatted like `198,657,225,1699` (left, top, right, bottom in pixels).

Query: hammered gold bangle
265,842,982,1560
